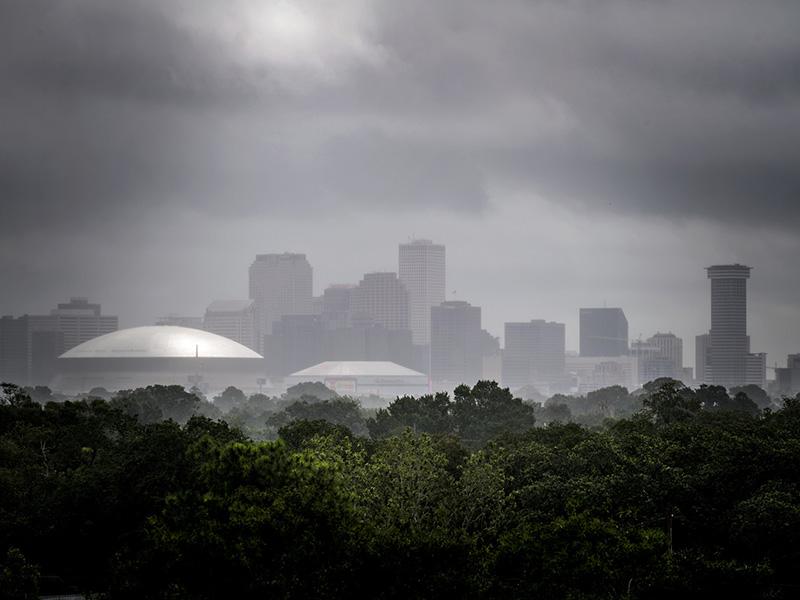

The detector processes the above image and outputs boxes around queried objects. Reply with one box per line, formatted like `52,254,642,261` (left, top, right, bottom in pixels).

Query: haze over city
5,2,800,598
2,0,799,370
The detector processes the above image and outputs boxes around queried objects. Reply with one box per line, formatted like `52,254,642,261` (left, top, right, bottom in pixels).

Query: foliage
268,397,367,436
1,379,800,597
283,381,338,402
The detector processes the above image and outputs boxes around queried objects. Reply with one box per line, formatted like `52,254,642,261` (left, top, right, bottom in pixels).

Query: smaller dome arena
53,326,265,394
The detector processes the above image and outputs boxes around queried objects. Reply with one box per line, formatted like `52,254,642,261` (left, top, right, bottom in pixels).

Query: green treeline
2,380,800,599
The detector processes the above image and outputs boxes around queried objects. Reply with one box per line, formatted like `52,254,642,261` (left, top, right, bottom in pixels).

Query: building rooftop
59,326,263,359
206,299,254,313
290,361,426,378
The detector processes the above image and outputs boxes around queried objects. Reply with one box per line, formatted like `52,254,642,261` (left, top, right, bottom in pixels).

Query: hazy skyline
2,0,799,368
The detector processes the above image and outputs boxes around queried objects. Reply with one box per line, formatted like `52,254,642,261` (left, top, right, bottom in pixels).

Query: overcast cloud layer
1,0,798,368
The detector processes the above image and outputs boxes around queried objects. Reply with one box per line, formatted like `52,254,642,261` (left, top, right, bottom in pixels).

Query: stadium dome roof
59,326,263,360
290,361,425,378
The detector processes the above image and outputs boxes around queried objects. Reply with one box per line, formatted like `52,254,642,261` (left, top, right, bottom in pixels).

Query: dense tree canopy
1,380,799,598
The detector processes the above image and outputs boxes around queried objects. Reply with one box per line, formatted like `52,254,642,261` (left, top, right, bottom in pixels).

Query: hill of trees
1,379,799,599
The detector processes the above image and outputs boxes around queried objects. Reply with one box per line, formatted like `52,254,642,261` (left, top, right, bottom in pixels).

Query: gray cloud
1,0,799,364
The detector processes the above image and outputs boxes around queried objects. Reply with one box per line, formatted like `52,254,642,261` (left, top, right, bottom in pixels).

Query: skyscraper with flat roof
350,272,409,331
249,253,313,351
399,239,446,346
203,300,257,350
430,300,482,385
707,264,751,388
579,308,628,357
502,320,566,392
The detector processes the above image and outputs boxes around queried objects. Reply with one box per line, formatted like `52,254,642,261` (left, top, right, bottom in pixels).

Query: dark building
502,320,566,392
579,308,628,357
776,354,800,397
706,264,751,388
263,314,415,377
263,315,325,376
0,298,118,387
430,301,483,385
320,284,356,330
0,315,30,385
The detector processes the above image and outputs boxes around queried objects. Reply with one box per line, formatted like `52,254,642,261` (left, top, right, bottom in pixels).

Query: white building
287,360,428,400
54,326,264,394
204,300,257,351
399,239,445,345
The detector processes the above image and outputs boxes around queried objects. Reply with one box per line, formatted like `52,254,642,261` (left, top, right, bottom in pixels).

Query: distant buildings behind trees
0,252,786,400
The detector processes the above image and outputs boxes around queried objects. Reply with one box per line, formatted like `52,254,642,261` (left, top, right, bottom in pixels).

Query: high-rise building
0,315,30,385
745,352,767,389
320,284,356,330
249,253,313,350
399,239,446,345
0,298,118,386
430,301,482,385
579,308,628,357
47,297,118,351
203,300,257,350
695,333,711,384
502,320,566,392
262,315,415,377
263,314,325,376
350,272,409,331
649,333,683,374
775,354,800,397
632,332,684,384
706,264,751,388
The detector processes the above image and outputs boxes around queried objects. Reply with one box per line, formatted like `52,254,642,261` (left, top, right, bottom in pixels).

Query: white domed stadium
53,326,265,394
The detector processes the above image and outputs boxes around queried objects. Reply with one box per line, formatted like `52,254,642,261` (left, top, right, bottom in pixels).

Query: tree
283,381,338,402
279,419,354,451
212,386,246,413
145,440,357,598
0,547,39,600
268,398,367,436
729,384,771,409
536,401,572,424
111,385,218,424
452,381,536,447
367,392,453,438
642,380,701,425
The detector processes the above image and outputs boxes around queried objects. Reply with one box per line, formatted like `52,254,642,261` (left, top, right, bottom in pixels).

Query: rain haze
2,0,799,368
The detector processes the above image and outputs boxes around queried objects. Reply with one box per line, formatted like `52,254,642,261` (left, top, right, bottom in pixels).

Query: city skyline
1,0,798,372
1,246,788,374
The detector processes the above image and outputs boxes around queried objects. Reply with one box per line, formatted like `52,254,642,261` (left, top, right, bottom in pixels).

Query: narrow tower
707,264,751,387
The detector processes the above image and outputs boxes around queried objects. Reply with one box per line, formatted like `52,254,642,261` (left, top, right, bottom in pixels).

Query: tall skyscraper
350,272,409,331
430,300,482,385
706,264,751,388
579,308,629,357
399,239,445,345
502,320,566,392
248,253,313,350
203,300,257,350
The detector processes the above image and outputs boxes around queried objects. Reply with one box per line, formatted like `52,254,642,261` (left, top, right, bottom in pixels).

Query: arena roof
290,361,426,378
59,326,263,360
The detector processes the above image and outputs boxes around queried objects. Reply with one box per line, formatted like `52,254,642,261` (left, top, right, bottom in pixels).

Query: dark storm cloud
2,0,799,231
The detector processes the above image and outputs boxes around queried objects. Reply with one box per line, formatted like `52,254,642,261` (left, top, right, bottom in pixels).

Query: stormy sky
1,0,799,368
